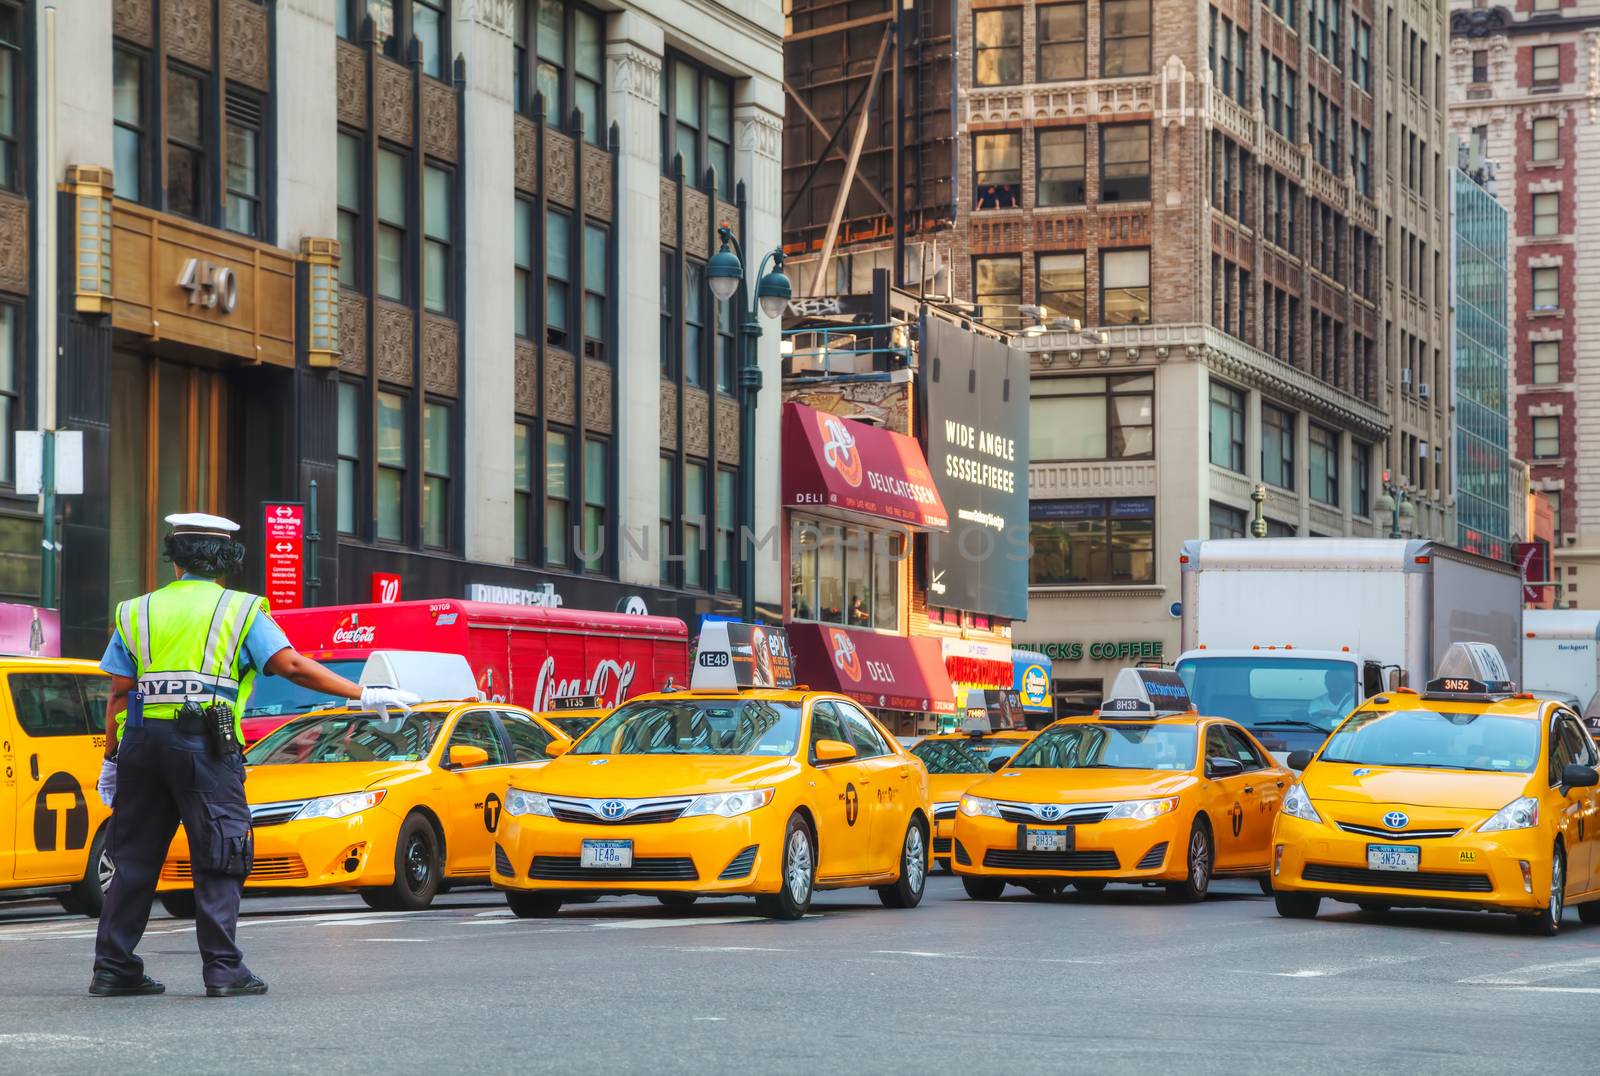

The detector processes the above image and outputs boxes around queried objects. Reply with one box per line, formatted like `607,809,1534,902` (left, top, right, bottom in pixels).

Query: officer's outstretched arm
264,648,364,701
104,674,133,760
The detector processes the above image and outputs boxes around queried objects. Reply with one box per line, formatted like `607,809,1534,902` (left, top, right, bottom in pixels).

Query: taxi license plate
580,839,634,869
1024,827,1074,853
1367,844,1420,872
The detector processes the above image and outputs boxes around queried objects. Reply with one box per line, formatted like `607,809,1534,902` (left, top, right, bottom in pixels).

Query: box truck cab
240,600,689,743
1175,539,1524,758
1522,609,1600,722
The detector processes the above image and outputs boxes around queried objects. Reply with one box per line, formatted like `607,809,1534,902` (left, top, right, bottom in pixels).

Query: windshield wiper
1322,758,1511,773
1251,720,1334,732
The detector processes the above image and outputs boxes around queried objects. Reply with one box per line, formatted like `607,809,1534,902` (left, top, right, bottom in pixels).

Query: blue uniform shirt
99,579,293,681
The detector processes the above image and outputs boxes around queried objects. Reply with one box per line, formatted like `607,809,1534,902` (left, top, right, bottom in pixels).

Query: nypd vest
114,580,267,734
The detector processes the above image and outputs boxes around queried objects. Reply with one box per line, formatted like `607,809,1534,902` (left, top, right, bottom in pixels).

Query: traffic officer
90,513,419,998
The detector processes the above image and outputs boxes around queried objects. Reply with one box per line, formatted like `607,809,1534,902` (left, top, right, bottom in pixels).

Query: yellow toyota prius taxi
493,623,932,920
909,720,1033,873
1272,642,1600,935
157,653,570,915
954,668,1288,901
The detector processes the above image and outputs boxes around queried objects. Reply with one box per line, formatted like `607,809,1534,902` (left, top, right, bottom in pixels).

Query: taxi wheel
961,876,1005,901
1524,845,1565,937
159,891,197,919
877,820,929,909
1257,877,1273,896
1072,880,1107,896
1024,882,1066,900
756,814,815,920
1166,819,1213,903
1577,901,1600,925
60,827,114,918
657,894,699,908
1357,901,1391,915
367,813,441,912
1274,892,1321,919
506,892,563,919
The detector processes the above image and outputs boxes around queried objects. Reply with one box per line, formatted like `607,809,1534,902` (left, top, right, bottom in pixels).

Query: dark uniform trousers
94,719,256,989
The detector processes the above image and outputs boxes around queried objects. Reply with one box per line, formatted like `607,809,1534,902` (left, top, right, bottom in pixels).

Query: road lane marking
871,950,977,959
665,946,800,953
1269,955,1429,978
1491,986,1600,995
363,937,433,943
1458,956,1600,985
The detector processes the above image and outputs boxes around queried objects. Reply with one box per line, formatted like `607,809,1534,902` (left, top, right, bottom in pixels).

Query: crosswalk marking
1458,956,1600,985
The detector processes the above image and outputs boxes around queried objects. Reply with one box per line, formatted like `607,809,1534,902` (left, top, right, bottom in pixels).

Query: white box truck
1175,538,1524,758
1522,609,1600,719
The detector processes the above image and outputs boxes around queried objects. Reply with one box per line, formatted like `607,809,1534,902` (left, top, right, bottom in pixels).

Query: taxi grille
249,800,309,827
997,803,1112,826
718,845,758,880
954,840,972,866
932,837,953,855
933,803,959,820
983,849,1120,872
161,854,308,883
529,856,699,882
494,845,515,877
1336,821,1461,840
1135,842,1169,870
1303,863,1493,893
547,796,694,826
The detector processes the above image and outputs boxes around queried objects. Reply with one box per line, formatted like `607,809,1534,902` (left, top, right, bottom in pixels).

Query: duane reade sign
918,316,1030,621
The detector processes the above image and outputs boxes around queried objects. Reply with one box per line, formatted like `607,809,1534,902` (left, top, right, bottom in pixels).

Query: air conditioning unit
1418,382,1431,400
1400,368,1413,388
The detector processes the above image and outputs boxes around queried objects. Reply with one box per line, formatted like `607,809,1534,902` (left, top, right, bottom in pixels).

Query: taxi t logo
844,783,860,826
482,793,502,833
34,772,89,852
1229,801,1244,839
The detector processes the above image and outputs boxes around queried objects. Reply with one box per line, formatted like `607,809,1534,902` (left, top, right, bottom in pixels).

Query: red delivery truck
240,599,689,742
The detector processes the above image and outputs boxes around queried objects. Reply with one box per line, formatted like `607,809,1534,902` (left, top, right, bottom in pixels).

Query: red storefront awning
788,623,958,714
782,402,948,530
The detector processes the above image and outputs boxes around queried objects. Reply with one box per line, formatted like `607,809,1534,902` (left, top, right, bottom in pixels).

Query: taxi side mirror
544,739,572,758
443,744,490,770
814,738,857,764
1560,763,1599,790
1286,750,1314,772
1206,756,1244,779
987,755,1011,773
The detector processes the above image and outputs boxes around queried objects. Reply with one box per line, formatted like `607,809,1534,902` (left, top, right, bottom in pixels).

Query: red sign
787,622,957,714
782,403,949,529
263,503,304,611
371,572,402,604
1516,541,1549,604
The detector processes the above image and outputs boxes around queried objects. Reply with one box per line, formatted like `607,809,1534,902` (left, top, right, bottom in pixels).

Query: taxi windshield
1008,724,1197,770
912,737,1024,774
1177,656,1357,734
549,716,600,739
572,698,802,756
245,710,450,765
1317,708,1539,773
242,660,367,718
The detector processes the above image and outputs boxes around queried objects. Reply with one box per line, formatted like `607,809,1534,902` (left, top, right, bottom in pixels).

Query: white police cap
165,512,240,538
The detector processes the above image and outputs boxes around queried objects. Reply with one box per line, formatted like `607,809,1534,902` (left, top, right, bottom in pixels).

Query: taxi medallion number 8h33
492,623,933,920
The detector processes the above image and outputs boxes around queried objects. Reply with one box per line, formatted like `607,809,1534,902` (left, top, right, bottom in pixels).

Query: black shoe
206,974,268,998
89,972,165,997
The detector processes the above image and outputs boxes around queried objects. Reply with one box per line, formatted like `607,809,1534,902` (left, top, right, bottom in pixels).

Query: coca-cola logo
332,614,376,646
532,655,638,711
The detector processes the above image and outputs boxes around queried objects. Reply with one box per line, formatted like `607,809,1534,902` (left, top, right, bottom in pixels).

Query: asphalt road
3,876,1600,1074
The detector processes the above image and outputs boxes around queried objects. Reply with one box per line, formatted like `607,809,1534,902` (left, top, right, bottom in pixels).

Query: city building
1447,1,1599,605
1451,157,1512,560
6,0,784,656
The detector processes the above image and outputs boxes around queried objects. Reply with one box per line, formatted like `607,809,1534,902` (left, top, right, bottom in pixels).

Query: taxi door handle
1276,781,1286,789
1243,786,1255,794
29,754,38,781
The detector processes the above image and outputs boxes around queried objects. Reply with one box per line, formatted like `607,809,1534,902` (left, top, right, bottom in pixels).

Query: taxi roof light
1422,641,1516,701
358,650,480,702
1098,667,1193,718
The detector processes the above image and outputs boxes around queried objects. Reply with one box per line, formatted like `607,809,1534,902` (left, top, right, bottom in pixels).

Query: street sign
263,502,304,611
15,430,84,495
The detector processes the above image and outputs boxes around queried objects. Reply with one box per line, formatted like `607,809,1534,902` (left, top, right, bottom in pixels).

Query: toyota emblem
1038,804,1061,821
1382,811,1409,830
601,800,626,820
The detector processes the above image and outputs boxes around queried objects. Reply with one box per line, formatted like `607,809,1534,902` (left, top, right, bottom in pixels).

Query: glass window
582,437,607,571
0,302,16,484
501,711,556,761
546,209,570,348
1532,44,1559,85
974,9,1023,86
412,0,446,78
514,422,533,560
8,673,97,737
674,61,700,179
1532,192,1559,237
223,93,262,237
574,7,605,144
1532,416,1560,459
836,701,892,759
1223,726,1266,770
1101,0,1151,76
715,468,737,593
1038,3,1087,81
366,0,398,56
1353,441,1371,516
1209,381,1245,473
423,165,452,313
376,391,406,542
974,256,1021,326
337,131,363,288
707,75,732,197
1010,722,1197,769
166,65,205,220
973,132,1022,209
684,461,706,588
659,455,676,585
1316,707,1539,773
577,698,803,757
534,0,565,117
716,293,736,394
583,223,608,360
1028,499,1155,585
1100,123,1150,202
683,261,706,386
1532,340,1559,385
791,519,818,620
1037,252,1086,325
545,429,570,564
1037,128,1086,206
449,711,507,766
514,198,533,336
1209,501,1247,539
1262,404,1295,489
660,248,677,379
112,47,145,202
1030,374,1153,461
422,401,451,547
1471,49,1487,84
0,7,18,192
1531,266,1559,309
337,381,361,535
1308,424,1339,506
1532,116,1558,161
871,531,899,631
377,147,407,301
1100,249,1150,325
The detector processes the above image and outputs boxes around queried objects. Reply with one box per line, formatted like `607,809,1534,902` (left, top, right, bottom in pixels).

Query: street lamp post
1373,477,1416,539
705,223,792,622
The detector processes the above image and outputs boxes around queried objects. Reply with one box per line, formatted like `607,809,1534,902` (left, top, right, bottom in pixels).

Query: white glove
360,686,422,714
97,759,117,807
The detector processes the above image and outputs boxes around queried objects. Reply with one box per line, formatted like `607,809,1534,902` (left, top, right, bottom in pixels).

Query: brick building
1448,1,1599,606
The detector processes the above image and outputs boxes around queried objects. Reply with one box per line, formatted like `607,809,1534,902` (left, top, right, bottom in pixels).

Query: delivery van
241,600,689,743
0,658,116,917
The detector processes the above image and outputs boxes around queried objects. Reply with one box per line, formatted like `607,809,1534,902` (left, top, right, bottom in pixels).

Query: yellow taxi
909,719,1033,873
156,653,570,915
492,623,932,920
954,668,1289,901
0,658,116,917
1271,642,1600,935
541,693,611,741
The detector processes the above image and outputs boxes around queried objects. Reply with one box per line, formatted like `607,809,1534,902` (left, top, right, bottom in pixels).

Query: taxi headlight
683,788,775,818
505,788,554,817
293,789,386,821
1104,797,1179,821
960,795,1002,818
1479,795,1539,833
1281,783,1321,823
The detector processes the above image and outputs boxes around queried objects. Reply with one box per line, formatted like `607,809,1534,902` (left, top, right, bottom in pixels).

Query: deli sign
262,503,304,611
